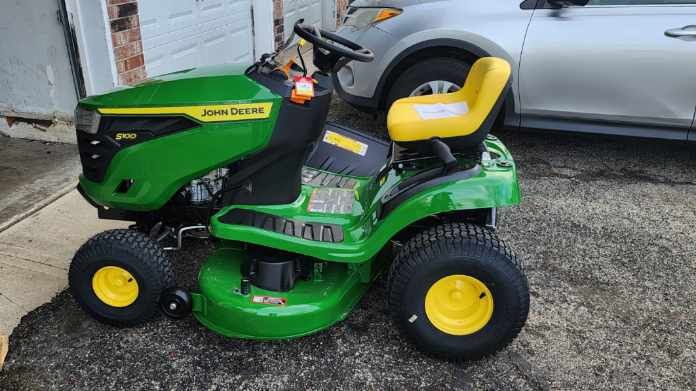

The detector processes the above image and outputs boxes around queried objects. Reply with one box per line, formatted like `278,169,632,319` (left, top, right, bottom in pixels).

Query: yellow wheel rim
92,266,139,308
425,275,494,336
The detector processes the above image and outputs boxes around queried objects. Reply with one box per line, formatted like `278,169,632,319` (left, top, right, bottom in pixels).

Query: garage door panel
200,0,225,12
140,0,253,78
283,0,323,39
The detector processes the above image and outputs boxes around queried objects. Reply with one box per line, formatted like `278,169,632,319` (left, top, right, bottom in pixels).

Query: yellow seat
387,57,511,146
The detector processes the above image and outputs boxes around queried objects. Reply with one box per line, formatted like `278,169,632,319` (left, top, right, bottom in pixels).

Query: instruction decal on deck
323,130,368,156
251,295,287,306
308,188,355,214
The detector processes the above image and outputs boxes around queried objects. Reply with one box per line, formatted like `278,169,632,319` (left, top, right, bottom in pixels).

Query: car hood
350,0,445,7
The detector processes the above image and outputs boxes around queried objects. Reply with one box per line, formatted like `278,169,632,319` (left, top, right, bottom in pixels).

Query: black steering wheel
293,22,374,71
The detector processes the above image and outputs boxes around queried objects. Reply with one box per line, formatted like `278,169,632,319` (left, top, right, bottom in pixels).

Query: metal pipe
163,225,208,251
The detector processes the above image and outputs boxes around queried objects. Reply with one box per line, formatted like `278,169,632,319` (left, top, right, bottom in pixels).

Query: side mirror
548,0,589,7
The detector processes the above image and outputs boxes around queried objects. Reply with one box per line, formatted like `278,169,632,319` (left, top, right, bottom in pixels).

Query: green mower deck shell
210,136,520,264
192,244,378,339
78,64,282,211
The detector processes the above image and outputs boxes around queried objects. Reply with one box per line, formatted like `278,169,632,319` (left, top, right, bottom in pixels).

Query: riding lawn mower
70,22,529,361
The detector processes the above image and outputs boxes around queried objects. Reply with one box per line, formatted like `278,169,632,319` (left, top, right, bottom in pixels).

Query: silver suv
335,0,696,140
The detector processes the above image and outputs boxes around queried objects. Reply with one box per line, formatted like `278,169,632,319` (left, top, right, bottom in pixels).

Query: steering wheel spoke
293,21,374,72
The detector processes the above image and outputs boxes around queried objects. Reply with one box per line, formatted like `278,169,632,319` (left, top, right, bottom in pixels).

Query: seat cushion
387,57,511,143
387,94,478,142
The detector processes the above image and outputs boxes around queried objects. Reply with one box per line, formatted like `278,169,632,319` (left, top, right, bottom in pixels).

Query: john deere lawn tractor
70,22,529,361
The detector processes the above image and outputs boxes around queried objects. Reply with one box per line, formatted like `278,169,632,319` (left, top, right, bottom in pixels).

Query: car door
520,0,696,140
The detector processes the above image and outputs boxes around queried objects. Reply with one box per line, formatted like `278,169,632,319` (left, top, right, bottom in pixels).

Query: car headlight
344,7,402,28
74,106,101,134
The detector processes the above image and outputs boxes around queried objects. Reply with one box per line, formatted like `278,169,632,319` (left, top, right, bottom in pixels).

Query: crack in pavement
0,252,66,271
0,292,24,311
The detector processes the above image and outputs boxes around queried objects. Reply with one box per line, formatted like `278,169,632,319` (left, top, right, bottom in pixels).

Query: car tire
385,57,472,111
388,223,529,361
69,229,175,327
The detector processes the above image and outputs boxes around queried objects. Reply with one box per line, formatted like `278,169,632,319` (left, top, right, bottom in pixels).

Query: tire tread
388,223,529,361
69,229,175,327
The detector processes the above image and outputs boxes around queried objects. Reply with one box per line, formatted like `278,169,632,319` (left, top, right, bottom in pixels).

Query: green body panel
193,244,380,339
210,136,520,263
78,64,282,211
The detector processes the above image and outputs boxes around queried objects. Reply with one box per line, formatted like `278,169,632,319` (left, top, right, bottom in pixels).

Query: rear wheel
385,57,471,110
69,229,175,327
388,223,529,361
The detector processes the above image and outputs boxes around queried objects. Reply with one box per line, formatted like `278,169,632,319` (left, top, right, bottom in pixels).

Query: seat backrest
437,57,510,149
458,57,511,128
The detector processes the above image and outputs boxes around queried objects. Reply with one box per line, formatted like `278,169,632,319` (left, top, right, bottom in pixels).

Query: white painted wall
252,0,275,58
0,0,77,120
64,0,118,95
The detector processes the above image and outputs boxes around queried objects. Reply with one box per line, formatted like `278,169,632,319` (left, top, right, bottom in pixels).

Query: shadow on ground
1,102,695,390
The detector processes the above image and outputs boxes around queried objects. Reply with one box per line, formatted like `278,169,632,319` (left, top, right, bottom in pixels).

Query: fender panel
211,137,520,264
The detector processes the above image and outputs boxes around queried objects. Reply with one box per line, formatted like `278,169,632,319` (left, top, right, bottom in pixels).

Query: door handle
665,25,696,38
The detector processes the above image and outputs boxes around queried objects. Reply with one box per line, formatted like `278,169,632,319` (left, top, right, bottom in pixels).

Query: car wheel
385,57,471,110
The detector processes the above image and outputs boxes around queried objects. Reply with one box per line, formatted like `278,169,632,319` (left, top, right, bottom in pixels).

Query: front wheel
69,229,175,327
388,223,529,361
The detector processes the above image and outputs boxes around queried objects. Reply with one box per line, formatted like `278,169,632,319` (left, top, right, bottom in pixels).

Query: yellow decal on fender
98,103,274,123
322,130,368,156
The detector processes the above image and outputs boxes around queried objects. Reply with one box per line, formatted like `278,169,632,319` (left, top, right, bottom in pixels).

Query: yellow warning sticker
99,102,274,123
322,130,368,156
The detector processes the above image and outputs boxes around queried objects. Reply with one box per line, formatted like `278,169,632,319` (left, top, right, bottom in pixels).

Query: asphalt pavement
1,100,695,390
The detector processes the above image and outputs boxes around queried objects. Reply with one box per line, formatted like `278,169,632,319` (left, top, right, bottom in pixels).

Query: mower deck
191,244,377,339
191,124,391,339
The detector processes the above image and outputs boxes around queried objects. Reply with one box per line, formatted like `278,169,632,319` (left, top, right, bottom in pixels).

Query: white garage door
283,0,324,40
139,0,254,77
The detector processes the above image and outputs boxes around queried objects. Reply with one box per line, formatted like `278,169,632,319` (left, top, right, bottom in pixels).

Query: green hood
79,63,277,109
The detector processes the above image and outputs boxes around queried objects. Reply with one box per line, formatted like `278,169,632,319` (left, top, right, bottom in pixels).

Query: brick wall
107,0,146,85
273,0,285,50
336,0,350,24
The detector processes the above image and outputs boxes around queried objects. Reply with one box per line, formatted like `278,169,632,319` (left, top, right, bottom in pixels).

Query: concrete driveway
1,102,695,390
0,137,128,337
0,137,79,230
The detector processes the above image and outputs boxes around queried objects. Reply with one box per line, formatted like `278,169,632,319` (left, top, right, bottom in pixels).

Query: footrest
305,122,390,177
218,209,344,243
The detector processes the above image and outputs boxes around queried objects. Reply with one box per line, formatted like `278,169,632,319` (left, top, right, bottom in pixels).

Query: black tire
388,223,529,361
385,57,472,110
69,229,175,327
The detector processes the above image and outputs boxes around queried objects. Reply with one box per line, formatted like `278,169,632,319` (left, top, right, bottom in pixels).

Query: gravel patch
1,101,695,390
